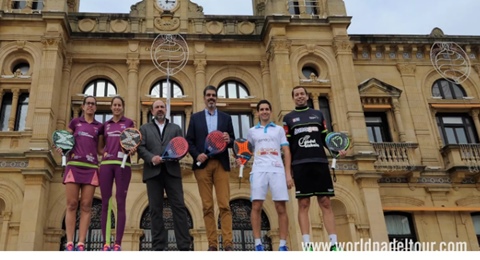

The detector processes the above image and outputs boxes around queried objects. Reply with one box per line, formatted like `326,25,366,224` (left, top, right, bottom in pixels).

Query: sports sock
255,238,262,246
302,234,310,243
329,234,337,245
279,239,287,247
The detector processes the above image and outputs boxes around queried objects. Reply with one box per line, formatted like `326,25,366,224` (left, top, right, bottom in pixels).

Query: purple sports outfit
99,116,134,246
63,116,103,186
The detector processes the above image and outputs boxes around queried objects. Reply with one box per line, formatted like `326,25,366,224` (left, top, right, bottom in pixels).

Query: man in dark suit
137,99,191,251
186,85,235,251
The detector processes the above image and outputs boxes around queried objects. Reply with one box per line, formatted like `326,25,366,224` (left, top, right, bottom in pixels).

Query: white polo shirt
247,122,289,174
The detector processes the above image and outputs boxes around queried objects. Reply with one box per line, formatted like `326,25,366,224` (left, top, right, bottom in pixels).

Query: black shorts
292,163,334,198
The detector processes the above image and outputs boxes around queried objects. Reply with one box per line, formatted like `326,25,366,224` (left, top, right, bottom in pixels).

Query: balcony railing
371,142,418,172
441,144,480,173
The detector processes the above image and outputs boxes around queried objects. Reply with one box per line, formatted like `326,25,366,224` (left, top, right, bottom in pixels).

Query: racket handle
61,155,66,167
196,161,201,166
121,154,128,169
331,158,337,169
239,165,244,178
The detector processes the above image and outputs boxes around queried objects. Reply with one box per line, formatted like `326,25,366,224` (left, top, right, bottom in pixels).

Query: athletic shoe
303,243,313,251
330,244,342,251
113,244,121,251
102,244,111,251
279,245,288,251
255,244,265,251
64,242,74,251
75,244,85,251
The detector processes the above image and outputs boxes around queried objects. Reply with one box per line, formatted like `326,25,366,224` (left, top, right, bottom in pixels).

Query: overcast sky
79,0,480,36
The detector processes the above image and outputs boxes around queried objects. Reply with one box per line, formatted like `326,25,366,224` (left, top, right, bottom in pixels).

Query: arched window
218,199,272,251
60,198,112,251
150,80,184,98
472,212,480,246
432,79,466,99
84,79,117,97
217,81,249,99
139,199,194,251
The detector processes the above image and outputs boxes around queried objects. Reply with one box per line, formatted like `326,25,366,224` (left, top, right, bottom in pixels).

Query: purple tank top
68,116,103,165
102,116,135,161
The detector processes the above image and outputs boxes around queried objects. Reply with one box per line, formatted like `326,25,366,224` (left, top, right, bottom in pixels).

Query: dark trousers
145,170,191,251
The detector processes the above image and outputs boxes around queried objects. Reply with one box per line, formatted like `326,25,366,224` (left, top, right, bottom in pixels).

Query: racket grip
239,165,244,178
61,155,66,167
331,158,337,169
196,161,201,166
121,154,128,168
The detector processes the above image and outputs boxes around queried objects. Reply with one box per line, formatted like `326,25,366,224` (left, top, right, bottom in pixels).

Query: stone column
17,172,51,250
354,172,389,243
260,58,271,99
470,110,480,139
267,38,292,119
0,212,12,250
190,228,207,251
122,228,144,251
392,98,406,142
142,106,149,126
43,228,64,251
397,63,439,165
311,92,320,110
0,89,4,111
194,59,207,112
185,106,192,131
126,58,140,126
57,56,73,130
7,88,20,131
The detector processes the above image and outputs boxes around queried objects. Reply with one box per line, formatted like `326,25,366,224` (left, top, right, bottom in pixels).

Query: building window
302,66,318,79
60,198,108,251
139,200,194,251
84,79,117,97
150,80,184,98
432,79,466,99
365,112,391,142
230,113,252,139
319,96,332,132
472,213,480,246
147,111,185,132
288,1,300,15
0,93,12,131
15,93,29,131
218,81,249,99
12,62,29,75
436,114,478,145
94,112,113,124
305,0,318,15
384,212,418,251
32,0,43,10
11,0,27,9
218,199,272,251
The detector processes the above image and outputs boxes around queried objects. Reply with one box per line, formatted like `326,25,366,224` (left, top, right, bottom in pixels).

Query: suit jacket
138,119,183,182
186,109,235,171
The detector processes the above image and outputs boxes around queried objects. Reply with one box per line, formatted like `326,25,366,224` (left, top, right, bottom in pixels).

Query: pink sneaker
113,244,121,251
75,243,85,251
102,244,111,251
64,242,74,251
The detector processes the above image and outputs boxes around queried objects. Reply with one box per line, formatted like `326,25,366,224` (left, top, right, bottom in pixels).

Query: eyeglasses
84,102,96,106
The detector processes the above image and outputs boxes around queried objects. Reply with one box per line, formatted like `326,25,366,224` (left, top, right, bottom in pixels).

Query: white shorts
250,171,289,201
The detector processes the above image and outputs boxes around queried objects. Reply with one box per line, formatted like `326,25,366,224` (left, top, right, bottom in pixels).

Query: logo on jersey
294,126,319,135
292,117,300,123
298,135,320,148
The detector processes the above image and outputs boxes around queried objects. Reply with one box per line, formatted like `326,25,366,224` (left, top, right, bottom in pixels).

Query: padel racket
52,130,75,167
196,130,227,166
119,128,142,168
325,132,350,182
234,138,253,188
162,136,189,161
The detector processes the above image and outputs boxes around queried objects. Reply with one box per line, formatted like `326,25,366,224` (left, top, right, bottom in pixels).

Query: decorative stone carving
238,21,255,35
206,21,223,35
78,19,96,32
154,17,180,31
333,39,351,54
110,19,128,33
396,64,416,75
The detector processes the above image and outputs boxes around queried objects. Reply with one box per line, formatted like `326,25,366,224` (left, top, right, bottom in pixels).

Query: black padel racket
234,138,253,188
52,130,75,167
325,132,350,182
162,136,189,161
119,128,142,168
196,130,227,166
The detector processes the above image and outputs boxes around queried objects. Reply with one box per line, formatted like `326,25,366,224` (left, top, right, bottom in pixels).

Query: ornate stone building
0,0,479,251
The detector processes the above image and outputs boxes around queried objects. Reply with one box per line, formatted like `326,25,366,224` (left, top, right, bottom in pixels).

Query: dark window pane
15,94,29,131
0,93,13,131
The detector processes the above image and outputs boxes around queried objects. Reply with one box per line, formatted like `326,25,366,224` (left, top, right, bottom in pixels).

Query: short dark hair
203,85,217,96
256,99,272,111
291,86,308,97
83,95,97,105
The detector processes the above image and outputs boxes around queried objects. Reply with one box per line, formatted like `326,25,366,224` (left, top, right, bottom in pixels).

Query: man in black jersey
282,86,346,251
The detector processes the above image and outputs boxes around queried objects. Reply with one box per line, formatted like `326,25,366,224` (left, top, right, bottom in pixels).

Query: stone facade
0,0,479,251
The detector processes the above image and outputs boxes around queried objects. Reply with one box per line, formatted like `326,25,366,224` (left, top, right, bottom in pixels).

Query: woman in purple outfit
59,95,104,251
99,96,135,251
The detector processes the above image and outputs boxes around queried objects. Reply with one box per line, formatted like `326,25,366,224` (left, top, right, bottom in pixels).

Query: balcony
371,142,419,173
441,144,480,178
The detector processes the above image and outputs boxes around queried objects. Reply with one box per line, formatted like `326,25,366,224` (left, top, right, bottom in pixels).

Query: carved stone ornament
78,19,96,32
238,21,255,35
111,19,128,33
154,17,180,31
